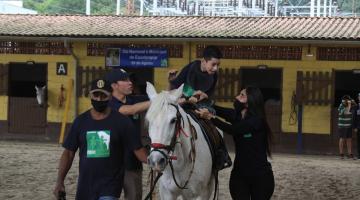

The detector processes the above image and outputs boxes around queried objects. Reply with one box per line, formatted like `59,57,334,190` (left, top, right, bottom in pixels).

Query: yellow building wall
1,41,359,135
0,96,7,120
0,53,77,123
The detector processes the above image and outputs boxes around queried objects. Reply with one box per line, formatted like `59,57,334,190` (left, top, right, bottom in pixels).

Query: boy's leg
339,138,345,158
345,128,353,158
338,128,345,158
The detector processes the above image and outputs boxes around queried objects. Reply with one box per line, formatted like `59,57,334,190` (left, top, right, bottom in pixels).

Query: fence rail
77,66,111,97
296,71,333,105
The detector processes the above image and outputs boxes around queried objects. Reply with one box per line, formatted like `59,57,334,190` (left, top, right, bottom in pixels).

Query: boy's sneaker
340,154,344,159
347,154,356,160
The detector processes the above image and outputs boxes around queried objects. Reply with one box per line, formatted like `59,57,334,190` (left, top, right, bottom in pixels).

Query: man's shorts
338,128,352,138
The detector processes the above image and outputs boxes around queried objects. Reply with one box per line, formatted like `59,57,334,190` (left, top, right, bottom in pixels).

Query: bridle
149,103,197,189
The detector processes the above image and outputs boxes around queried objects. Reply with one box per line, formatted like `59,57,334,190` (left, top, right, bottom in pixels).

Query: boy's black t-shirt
109,95,149,170
63,109,142,200
170,60,218,97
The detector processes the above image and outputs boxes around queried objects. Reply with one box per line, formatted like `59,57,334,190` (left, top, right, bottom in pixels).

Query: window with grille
196,44,302,60
0,41,71,55
317,47,360,61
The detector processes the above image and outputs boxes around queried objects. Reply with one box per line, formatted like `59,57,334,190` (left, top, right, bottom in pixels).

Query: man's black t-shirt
109,95,149,170
63,109,142,200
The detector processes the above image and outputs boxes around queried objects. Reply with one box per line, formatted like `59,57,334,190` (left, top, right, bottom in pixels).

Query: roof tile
0,15,359,40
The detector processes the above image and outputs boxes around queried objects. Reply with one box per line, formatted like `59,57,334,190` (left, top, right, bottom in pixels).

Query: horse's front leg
159,180,179,200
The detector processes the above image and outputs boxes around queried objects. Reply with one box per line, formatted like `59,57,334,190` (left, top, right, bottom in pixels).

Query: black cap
90,79,112,95
105,68,130,83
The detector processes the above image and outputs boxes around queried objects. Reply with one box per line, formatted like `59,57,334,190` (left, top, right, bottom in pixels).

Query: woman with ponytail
196,86,274,200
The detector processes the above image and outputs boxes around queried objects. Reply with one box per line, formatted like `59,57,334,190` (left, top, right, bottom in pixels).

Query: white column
86,0,90,15
212,0,215,16
329,0,332,16
317,0,321,16
323,0,327,16
195,0,199,15
264,0,268,16
252,0,256,9
153,0,158,15
275,0,278,17
310,0,315,17
116,0,120,15
140,0,144,15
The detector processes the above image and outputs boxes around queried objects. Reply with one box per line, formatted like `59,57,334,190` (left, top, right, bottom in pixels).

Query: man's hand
168,70,178,81
53,182,65,199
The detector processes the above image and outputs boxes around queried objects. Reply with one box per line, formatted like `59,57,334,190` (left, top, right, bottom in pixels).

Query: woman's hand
195,108,214,120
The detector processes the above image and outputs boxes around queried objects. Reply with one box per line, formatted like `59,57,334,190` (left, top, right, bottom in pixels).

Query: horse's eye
170,118,177,124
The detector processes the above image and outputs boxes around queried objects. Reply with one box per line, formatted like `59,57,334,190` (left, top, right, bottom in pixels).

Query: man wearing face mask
53,79,148,200
106,69,150,200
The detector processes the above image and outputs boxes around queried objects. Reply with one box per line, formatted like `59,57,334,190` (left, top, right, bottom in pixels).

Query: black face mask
233,100,245,113
91,99,109,113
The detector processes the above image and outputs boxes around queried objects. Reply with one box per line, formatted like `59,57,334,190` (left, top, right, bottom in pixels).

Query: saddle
183,105,232,171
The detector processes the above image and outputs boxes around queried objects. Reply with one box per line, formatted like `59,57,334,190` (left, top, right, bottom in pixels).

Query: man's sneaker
340,154,344,159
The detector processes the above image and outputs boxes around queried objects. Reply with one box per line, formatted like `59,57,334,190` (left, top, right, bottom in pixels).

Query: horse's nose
159,157,166,166
148,152,167,171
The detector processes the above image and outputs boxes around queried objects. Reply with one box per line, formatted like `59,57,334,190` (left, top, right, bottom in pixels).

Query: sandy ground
0,140,360,200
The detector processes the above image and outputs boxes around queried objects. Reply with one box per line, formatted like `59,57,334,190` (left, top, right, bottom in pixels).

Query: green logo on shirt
86,130,111,158
243,133,252,138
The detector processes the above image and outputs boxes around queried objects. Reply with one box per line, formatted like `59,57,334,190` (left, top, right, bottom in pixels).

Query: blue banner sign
106,48,168,68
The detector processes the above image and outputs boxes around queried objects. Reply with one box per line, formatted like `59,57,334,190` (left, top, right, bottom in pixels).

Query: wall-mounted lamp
306,44,314,57
257,64,268,69
26,60,36,65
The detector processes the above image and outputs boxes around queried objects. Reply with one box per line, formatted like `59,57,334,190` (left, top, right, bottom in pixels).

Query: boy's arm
169,63,191,90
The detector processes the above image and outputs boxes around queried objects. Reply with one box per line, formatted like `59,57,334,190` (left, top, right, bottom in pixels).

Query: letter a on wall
56,63,67,75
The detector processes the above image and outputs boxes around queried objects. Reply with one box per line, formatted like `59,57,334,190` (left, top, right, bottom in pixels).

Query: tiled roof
0,14,360,40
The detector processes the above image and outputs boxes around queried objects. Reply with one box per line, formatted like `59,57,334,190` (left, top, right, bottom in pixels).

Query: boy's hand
193,90,208,102
188,96,199,104
168,70,178,81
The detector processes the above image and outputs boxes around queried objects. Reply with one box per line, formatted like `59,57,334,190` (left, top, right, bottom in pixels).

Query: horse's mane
145,91,176,123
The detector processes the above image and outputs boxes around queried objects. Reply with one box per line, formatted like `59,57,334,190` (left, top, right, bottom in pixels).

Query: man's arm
134,147,148,163
53,149,76,199
118,101,150,115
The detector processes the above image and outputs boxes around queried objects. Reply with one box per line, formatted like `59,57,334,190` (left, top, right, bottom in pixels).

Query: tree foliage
23,0,123,14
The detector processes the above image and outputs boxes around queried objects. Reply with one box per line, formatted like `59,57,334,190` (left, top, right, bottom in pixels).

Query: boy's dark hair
341,95,351,100
203,45,222,60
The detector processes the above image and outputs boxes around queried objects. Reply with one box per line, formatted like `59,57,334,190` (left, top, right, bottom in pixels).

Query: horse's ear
35,85,39,90
146,82,157,100
42,85,46,90
170,84,184,101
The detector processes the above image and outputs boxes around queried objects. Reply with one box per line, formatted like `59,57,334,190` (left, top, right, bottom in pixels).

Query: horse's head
145,82,184,171
35,85,46,107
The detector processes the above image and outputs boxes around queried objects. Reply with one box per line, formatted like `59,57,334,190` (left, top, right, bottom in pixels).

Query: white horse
146,82,215,200
35,85,46,107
